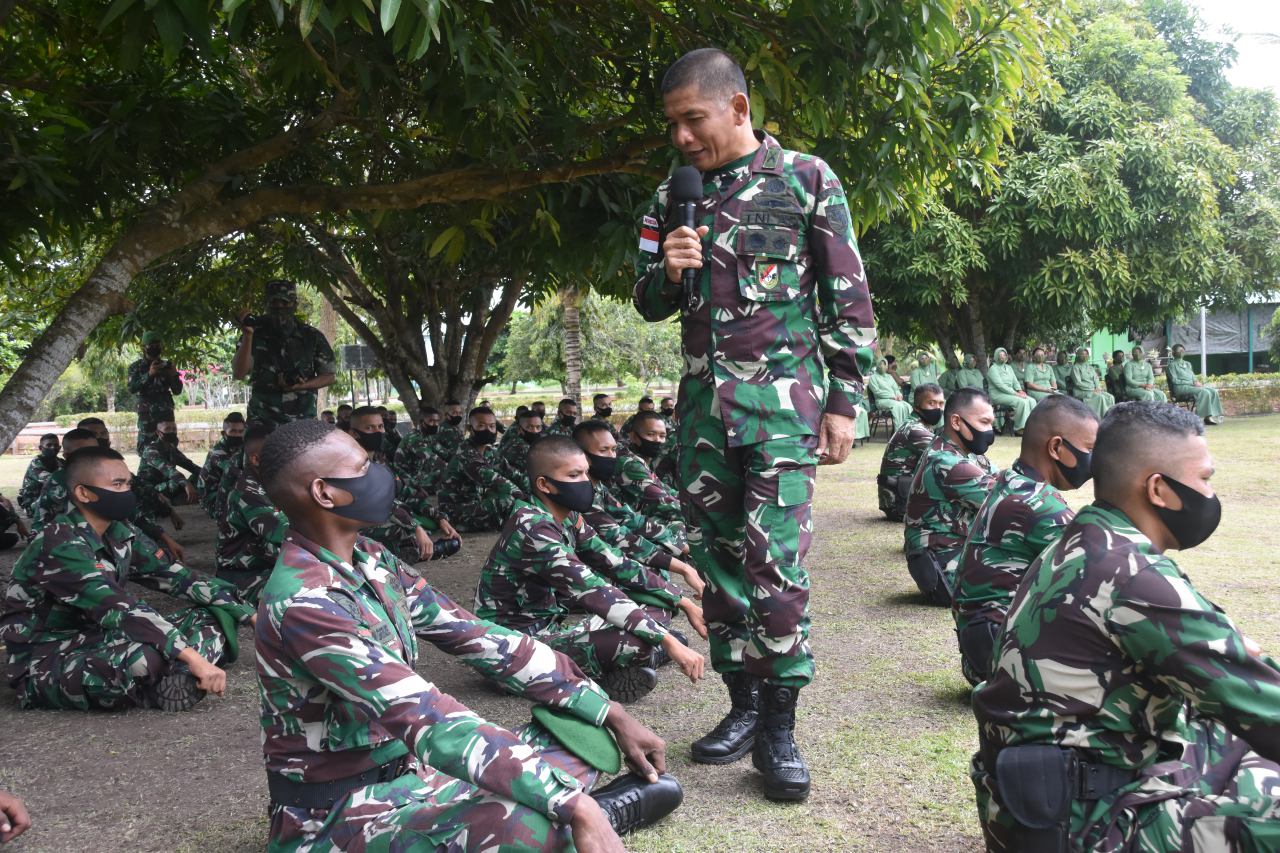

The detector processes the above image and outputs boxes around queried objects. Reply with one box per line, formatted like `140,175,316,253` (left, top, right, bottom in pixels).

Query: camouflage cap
265,279,297,303
141,331,161,345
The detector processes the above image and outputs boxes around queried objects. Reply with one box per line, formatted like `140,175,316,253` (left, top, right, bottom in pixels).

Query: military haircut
1023,394,1098,446
420,405,440,416
259,418,337,499
912,383,944,406
629,411,665,432
65,445,126,491
40,432,59,444
944,387,990,419
469,406,494,421
661,47,748,103
351,405,381,419
76,417,106,429
558,398,575,408
61,428,97,445
1092,402,1204,498
592,393,609,406
531,400,545,408
336,404,353,414
517,410,542,426
638,396,653,405
515,405,530,416
571,419,614,443
444,399,461,407
223,411,246,425
244,423,274,446
527,435,586,483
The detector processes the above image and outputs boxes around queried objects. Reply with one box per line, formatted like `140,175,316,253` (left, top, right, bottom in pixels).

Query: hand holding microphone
662,165,707,286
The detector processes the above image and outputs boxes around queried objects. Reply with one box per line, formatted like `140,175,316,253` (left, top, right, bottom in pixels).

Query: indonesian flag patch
759,262,780,289
638,215,660,254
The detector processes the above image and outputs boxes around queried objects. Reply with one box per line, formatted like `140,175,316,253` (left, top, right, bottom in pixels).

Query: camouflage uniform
951,460,1073,683
0,508,251,710
126,357,183,450
474,500,680,677
17,454,59,516
634,132,875,686
137,439,195,503
435,441,523,533
613,446,683,524
542,418,579,439
582,479,683,575
391,428,439,482
876,413,936,520
971,503,1280,852
497,431,534,493
197,437,239,517
246,320,336,426
257,530,610,852
215,470,288,603
903,434,997,602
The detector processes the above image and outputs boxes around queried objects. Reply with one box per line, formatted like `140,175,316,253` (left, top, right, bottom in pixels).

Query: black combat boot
690,672,759,765
752,683,810,801
598,664,657,704
152,662,206,712
590,773,683,835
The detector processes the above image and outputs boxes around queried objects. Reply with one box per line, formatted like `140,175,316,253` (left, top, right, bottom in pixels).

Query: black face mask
633,437,665,458
145,345,163,359
354,431,384,454
596,406,613,418
1052,437,1093,488
1152,473,1222,550
469,429,496,446
223,434,244,450
447,415,463,427
268,306,296,328
420,423,439,435
559,414,576,427
917,408,943,426
660,407,675,417
586,453,617,480
544,478,595,513
956,416,996,455
40,447,60,460
322,462,396,525
522,430,541,445
161,433,180,445
81,485,137,521
97,437,111,448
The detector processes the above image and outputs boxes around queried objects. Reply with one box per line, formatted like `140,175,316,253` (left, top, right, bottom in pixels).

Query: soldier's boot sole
153,663,206,712
598,666,657,704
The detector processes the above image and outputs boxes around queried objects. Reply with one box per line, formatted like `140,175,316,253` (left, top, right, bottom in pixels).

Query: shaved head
259,420,351,509
527,436,587,484
1092,402,1205,502
662,47,748,103
1022,395,1098,448
65,445,128,493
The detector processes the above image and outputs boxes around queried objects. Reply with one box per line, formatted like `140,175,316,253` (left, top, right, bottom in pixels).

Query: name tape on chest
638,215,660,254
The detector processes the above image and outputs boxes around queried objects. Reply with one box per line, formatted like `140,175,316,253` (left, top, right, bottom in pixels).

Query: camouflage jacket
246,321,335,421
212,455,245,523
581,479,677,571
973,502,1280,772
633,132,876,448
611,447,681,523
437,441,522,510
542,418,578,439
904,434,998,556
952,461,1074,633
256,529,608,827
197,439,239,517
392,428,440,481
126,357,182,419
474,499,680,641
878,414,935,484
498,433,533,493
137,440,192,501
17,454,60,515
1,508,251,683
215,471,288,577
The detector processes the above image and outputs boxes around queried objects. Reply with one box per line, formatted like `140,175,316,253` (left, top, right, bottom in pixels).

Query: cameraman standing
127,331,184,452
233,279,336,427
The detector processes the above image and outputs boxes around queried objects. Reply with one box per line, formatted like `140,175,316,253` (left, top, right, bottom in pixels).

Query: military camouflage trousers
217,567,274,607
13,607,230,711
249,389,319,427
973,721,1280,852
678,433,817,688
268,722,598,853
534,605,671,678
447,488,520,534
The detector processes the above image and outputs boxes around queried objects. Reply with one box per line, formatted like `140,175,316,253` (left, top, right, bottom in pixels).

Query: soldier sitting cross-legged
254,420,684,852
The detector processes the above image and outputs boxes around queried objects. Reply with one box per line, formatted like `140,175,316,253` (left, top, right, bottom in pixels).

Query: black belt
981,741,1136,802
267,756,410,810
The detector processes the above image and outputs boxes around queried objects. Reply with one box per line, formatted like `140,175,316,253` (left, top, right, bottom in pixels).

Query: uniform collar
749,131,784,175
1011,459,1045,483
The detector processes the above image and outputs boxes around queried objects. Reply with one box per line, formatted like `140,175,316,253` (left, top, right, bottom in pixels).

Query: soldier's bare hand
184,483,198,504
438,519,461,543
679,598,709,639
666,638,705,684
0,789,31,844
190,660,227,697
670,559,705,599
159,533,186,564
414,527,433,562
569,795,625,853
816,412,856,465
662,225,709,284
604,701,667,782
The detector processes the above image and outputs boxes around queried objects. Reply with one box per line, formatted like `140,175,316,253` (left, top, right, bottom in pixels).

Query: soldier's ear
1146,473,1174,510
310,478,337,509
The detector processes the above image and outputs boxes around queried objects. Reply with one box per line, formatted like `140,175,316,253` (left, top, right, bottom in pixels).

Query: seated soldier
903,388,999,606
255,420,684,850
573,421,705,596
17,433,61,517
951,396,1099,685
379,408,401,454
347,406,460,561
616,412,684,527
499,408,544,492
475,435,706,703
391,404,441,481
334,403,353,432
30,430,117,530
877,383,944,521
215,424,289,603
319,409,336,425
436,406,524,532
1123,345,1167,403
589,393,619,439
0,491,29,550
496,405,530,453
136,415,199,507
435,399,466,447
1,446,252,712
971,402,1280,851
1069,347,1115,418
544,397,581,438
1166,343,1225,424
76,416,112,448
868,357,915,432
197,411,246,517
619,396,657,437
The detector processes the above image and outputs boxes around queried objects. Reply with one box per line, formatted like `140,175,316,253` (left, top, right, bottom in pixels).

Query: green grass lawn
0,414,1276,852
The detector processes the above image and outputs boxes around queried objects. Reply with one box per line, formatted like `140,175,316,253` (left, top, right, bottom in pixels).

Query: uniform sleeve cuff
649,551,674,571
560,679,612,726
824,382,860,416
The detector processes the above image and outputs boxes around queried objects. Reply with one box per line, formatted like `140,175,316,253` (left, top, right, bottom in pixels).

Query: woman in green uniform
1122,346,1167,402
1052,348,1073,393
909,352,940,394
1165,344,1224,424
985,347,1035,433
1069,347,1114,418
868,358,915,432
1022,347,1058,401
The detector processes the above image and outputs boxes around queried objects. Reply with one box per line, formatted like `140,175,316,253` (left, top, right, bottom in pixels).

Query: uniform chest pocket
736,228,801,302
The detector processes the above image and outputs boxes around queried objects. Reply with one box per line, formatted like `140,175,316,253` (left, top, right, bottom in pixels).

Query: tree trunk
105,385,116,413
560,285,584,406
316,296,338,413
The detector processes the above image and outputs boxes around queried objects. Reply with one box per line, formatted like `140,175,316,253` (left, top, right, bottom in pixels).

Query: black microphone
671,165,703,294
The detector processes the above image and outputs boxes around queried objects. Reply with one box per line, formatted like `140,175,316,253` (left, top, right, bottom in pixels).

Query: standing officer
127,331,184,452
232,279,336,426
633,48,875,801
